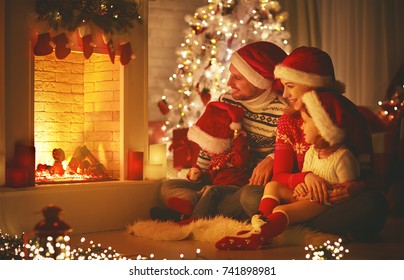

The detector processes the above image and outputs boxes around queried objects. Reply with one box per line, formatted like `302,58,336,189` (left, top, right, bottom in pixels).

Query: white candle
149,143,167,178
144,163,163,180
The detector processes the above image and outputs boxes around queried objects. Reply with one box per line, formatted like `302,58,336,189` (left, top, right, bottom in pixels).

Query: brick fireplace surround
0,1,162,236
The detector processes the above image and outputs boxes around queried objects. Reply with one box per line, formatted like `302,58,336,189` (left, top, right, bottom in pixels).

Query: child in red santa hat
216,89,361,249
166,101,251,223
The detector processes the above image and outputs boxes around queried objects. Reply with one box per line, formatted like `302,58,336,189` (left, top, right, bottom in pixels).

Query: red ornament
158,99,170,115
200,88,211,105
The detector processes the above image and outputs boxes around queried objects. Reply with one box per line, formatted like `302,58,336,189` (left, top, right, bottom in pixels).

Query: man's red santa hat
187,101,244,154
230,41,287,91
302,91,348,146
274,46,345,93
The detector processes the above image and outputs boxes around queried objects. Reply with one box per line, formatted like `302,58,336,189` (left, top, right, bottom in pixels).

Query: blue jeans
160,179,247,219
159,179,205,207
239,185,389,237
192,185,242,218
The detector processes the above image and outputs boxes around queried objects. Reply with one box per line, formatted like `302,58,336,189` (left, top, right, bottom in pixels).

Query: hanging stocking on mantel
102,32,115,64
118,31,136,66
33,20,53,56
52,31,71,60
78,23,96,59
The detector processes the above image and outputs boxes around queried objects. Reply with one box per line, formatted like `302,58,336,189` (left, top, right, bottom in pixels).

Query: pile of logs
36,145,111,180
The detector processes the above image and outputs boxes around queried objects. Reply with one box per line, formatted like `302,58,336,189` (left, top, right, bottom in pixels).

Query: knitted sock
82,34,95,59
258,195,280,216
53,33,71,59
120,42,135,65
215,211,289,250
33,32,53,56
167,197,194,216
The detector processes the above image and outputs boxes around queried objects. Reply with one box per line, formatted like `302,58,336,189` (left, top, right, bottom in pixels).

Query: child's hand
293,183,309,201
186,165,202,182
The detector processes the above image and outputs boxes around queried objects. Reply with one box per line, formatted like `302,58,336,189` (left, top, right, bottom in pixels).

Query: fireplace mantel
1,1,149,187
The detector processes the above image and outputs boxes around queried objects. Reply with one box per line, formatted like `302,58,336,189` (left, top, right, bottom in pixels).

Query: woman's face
301,111,319,144
227,64,266,100
281,78,312,110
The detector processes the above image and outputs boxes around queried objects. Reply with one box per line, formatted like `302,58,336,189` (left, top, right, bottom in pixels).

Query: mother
238,46,388,241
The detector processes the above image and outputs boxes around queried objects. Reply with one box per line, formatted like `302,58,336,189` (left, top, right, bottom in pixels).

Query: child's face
301,111,319,144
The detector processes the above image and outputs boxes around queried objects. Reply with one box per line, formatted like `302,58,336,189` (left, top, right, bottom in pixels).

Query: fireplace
1,1,148,188
34,52,120,184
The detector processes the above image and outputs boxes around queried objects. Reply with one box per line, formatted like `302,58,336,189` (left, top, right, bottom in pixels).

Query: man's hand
329,180,365,204
249,156,274,186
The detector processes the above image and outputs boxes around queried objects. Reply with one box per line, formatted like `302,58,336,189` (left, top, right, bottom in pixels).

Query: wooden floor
70,216,404,260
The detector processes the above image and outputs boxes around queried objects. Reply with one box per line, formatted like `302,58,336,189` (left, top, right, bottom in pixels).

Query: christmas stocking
78,24,95,59
215,211,289,250
102,32,115,63
119,32,135,65
33,21,53,56
52,32,71,59
167,197,194,216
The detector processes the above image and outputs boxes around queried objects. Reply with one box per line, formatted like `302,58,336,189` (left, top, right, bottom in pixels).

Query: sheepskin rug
127,216,340,246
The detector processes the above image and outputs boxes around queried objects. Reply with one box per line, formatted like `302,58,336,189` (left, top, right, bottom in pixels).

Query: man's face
227,64,265,100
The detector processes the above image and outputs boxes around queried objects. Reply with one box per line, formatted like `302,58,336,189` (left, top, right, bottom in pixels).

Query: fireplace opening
34,52,121,184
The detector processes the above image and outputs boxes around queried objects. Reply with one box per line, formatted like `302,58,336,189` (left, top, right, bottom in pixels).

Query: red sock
167,197,194,216
261,211,289,241
258,195,280,216
215,211,289,250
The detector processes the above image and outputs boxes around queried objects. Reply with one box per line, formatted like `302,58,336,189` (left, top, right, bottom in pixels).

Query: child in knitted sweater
166,101,251,220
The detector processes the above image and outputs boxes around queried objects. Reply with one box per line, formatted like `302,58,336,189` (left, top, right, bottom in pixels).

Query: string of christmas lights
158,0,292,143
304,238,350,260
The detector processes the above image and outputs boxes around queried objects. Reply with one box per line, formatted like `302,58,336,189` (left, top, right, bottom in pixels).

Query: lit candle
127,151,143,180
149,144,167,179
144,163,163,180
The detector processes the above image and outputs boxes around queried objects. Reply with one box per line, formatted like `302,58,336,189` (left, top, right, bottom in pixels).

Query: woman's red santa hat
274,46,345,93
302,91,348,146
230,41,287,91
187,101,244,154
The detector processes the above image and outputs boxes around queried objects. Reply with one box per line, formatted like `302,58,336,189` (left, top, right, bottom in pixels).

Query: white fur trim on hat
187,125,230,154
302,91,345,146
229,122,242,130
230,52,271,89
274,64,335,88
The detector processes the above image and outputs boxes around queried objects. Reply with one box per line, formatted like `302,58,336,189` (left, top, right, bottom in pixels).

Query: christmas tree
157,0,291,144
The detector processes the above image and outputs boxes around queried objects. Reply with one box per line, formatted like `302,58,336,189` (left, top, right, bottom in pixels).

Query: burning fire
35,146,112,184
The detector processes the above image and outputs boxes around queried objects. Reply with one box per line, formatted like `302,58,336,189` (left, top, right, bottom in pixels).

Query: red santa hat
302,91,347,146
187,101,244,154
230,41,287,90
274,46,345,93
